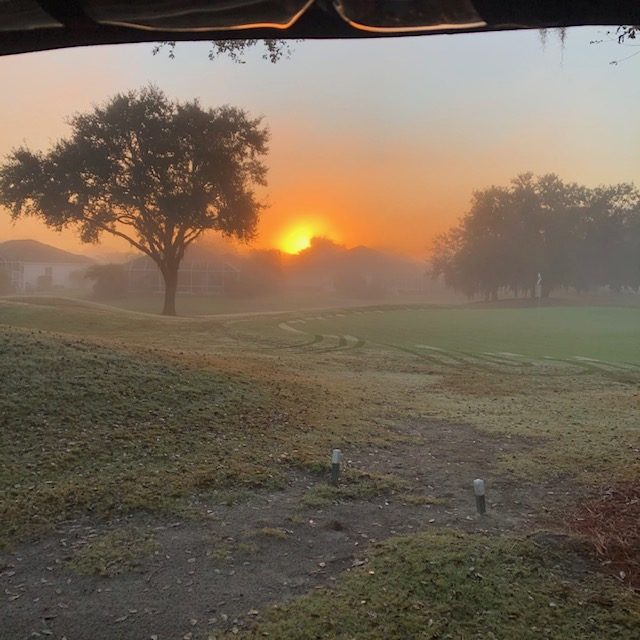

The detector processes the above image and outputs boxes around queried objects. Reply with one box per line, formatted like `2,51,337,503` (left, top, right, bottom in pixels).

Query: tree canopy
0,86,269,315
431,174,640,301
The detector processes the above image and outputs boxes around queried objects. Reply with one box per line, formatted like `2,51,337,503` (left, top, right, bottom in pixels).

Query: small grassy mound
0,327,303,546
68,527,159,577
241,531,640,639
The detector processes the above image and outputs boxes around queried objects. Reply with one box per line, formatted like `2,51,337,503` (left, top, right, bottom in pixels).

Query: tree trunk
161,263,179,316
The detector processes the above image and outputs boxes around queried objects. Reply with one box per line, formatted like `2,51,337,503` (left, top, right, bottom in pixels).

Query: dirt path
0,419,571,640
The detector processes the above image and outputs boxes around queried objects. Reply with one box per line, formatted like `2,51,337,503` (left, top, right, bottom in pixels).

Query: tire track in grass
384,344,461,368
571,356,640,373
275,315,640,380
283,320,584,375
311,334,364,353
278,334,326,350
389,343,592,377
476,352,533,368
276,320,366,353
343,335,366,349
249,322,324,351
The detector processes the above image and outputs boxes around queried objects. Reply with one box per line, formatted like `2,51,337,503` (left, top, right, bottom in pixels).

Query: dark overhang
1,1,639,56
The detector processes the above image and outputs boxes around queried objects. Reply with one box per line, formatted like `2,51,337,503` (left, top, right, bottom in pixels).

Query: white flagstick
537,272,543,307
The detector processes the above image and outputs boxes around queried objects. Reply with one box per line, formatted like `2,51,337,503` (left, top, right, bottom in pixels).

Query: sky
0,27,638,259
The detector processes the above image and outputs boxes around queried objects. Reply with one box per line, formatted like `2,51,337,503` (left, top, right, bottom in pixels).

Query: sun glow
280,225,314,254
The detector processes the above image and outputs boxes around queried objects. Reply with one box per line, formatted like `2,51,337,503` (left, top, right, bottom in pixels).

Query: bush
85,264,127,299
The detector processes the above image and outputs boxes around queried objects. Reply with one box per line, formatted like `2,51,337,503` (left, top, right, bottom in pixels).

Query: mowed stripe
278,307,640,375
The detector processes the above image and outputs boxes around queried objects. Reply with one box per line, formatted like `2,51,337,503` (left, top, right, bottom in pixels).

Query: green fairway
285,306,640,365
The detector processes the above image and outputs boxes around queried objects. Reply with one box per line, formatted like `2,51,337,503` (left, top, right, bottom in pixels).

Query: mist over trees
431,174,640,300
0,86,269,315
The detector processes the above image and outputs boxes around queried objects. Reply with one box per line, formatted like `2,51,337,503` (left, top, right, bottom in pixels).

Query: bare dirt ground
1,419,570,640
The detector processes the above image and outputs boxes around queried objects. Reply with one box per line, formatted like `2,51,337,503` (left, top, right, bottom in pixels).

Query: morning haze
0,28,637,260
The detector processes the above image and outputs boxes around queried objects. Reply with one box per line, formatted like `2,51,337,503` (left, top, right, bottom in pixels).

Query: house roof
0,239,93,264
0,1,638,56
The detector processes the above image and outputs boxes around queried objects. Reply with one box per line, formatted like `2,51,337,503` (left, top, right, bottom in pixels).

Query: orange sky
0,30,638,259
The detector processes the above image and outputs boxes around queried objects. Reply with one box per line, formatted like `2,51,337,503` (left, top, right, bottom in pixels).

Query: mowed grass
0,328,279,539
299,306,640,363
239,531,640,640
0,301,404,548
2,298,640,638
264,305,640,482
100,292,379,316
5,291,437,318
0,325,326,547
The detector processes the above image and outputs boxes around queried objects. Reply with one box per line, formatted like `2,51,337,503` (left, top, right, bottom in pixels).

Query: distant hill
0,239,93,264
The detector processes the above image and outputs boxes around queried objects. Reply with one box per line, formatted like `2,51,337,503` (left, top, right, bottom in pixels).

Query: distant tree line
431,174,640,300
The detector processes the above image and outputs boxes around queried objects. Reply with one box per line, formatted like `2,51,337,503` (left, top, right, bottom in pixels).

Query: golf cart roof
1,1,639,57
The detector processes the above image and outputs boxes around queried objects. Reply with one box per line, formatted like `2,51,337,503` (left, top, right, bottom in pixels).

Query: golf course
1,296,639,639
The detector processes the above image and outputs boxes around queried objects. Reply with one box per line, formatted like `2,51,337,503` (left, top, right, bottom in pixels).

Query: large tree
431,174,640,300
0,86,269,315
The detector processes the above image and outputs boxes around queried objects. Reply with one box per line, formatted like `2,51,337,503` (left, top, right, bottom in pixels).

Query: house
0,239,93,292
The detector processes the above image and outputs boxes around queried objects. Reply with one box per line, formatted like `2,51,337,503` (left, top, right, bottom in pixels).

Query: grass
259,305,640,483
417,369,640,482
68,527,159,577
297,306,640,364
2,297,640,637
398,492,446,506
205,528,289,563
568,480,640,589
0,325,264,543
239,531,640,639
2,298,640,540
0,325,326,546
99,292,376,316
301,472,408,508
3,291,437,318
206,539,259,562
251,527,290,539
0,306,400,547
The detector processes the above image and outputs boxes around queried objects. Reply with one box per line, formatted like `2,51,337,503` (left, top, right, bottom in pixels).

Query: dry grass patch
301,472,407,508
68,527,158,577
569,481,640,590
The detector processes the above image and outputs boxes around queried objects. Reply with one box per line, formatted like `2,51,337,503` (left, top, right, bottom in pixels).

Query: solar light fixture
331,448,342,485
473,478,486,514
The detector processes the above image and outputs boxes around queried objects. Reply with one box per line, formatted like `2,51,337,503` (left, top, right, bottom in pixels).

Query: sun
280,225,313,254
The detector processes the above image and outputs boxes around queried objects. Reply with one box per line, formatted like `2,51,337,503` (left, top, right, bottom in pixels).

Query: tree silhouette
432,174,640,300
0,86,269,315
